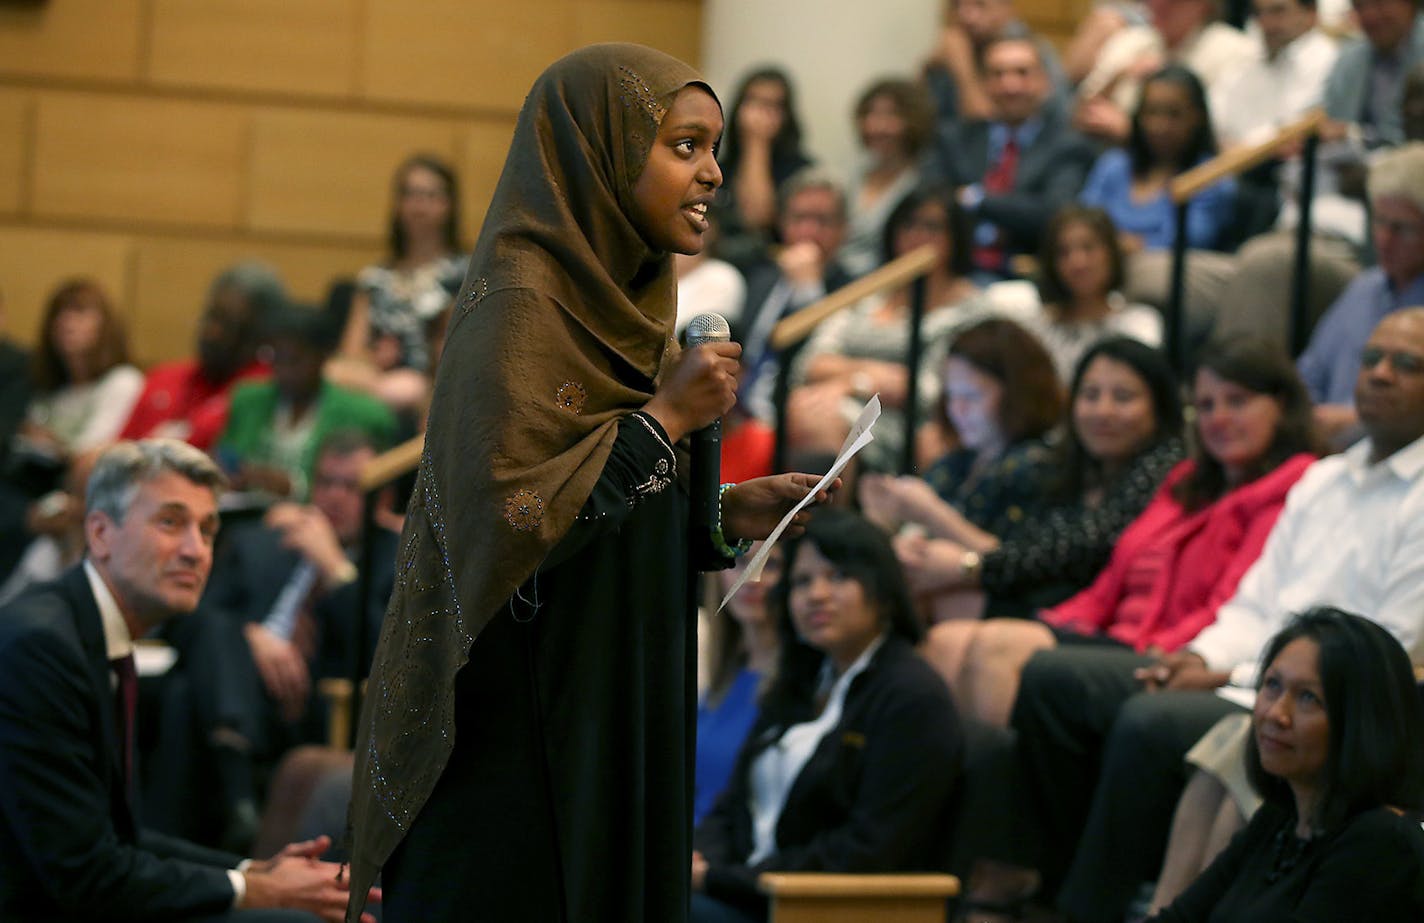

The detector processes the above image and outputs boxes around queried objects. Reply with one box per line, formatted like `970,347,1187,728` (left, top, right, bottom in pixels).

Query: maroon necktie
111,653,137,797
973,135,1020,272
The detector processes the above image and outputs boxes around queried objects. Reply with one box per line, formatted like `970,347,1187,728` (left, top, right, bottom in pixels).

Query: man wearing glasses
1298,142,1424,445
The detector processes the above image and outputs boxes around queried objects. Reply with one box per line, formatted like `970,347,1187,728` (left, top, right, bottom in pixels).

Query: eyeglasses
1360,346,1424,374
1370,216,1424,239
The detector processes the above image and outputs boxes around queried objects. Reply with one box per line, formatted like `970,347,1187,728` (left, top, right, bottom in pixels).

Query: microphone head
685,312,731,346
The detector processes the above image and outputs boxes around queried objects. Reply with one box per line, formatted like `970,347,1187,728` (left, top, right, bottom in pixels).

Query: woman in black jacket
690,508,963,923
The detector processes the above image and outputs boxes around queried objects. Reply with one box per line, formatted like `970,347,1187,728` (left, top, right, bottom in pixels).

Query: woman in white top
1017,204,1162,382
837,78,936,277
330,154,468,412
21,279,143,461
690,508,962,923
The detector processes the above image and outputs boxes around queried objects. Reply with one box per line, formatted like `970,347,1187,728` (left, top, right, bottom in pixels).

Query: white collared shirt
746,634,886,865
83,559,133,663
1212,29,1339,148
1192,434,1424,686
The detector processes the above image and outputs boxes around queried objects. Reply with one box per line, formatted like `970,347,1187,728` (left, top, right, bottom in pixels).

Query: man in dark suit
928,34,1097,281
0,438,377,922
172,430,398,851
737,168,857,423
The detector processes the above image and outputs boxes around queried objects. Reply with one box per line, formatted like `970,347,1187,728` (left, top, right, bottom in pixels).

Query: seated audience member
690,509,963,923
711,68,815,271
922,0,1068,124
330,154,467,411
0,439,377,921
1322,0,1424,148
1081,66,1238,341
1023,205,1163,380
889,338,1181,627
789,187,989,471
19,279,143,469
0,450,97,607
1297,143,1424,445
695,546,784,827
1076,0,1256,144
1148,608,1424,922
837,79,936,277
860,318,1065,619
923,340,1314,725
175,430,399,850
120,262,279,450
928,35,1097,282
1212,0,1338,148
219,301,396,499
1012,307,1424,923
736,169,856,423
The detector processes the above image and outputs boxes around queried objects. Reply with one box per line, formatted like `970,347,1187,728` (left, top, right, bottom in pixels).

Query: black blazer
694,635,963,905
927,99,1097,258
0,566,241,922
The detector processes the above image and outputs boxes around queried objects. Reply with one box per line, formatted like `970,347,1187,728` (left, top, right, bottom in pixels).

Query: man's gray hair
778,167,848,223
1370,143,1424,217
86,439,227,523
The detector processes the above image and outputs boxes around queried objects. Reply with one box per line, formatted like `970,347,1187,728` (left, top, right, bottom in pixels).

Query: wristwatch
960,550,982,582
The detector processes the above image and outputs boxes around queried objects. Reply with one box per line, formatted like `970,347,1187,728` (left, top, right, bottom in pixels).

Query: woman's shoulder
1229,452,1317,505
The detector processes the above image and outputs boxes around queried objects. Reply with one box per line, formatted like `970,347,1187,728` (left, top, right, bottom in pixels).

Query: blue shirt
1079,148,1237,251
1298,268,1424,405
968,118,1045,251
693,667,762,827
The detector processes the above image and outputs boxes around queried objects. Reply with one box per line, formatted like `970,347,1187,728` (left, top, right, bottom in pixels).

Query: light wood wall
0,0,702,365
1019,0,1093,46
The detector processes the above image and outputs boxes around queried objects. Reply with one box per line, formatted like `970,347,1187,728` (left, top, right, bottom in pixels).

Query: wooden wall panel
0,0,143,82
0,226,133,349
31,94,248,229
147,0,360,97
130,237,380,364
458,120,518,239
0,91,29,216
572,1,702,67
361,0,573,111
247,109,458,238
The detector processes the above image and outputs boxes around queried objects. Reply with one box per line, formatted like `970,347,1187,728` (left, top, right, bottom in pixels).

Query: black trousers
1011,646,1245,923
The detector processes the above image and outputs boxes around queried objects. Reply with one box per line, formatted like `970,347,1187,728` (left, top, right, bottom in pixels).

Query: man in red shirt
121,263,282,451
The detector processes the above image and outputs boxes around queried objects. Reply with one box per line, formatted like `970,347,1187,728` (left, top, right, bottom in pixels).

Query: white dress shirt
1191,434,1424,687
746,634,886,865
1211,29,1339,148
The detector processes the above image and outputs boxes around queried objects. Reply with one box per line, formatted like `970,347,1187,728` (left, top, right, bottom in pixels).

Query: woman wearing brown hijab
345,44,829,923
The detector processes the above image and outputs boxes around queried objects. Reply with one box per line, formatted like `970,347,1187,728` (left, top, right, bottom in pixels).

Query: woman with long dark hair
331,153,468,410
711,67,813,268
1149,608,1424,922
691,508,962,923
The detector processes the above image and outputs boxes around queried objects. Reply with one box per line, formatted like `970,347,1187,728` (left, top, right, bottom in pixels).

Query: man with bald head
1012,308,1424,921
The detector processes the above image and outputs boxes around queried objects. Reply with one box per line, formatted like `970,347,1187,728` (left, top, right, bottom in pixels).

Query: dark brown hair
387,153,464,262
1172,338,1318,511
1036,204,1127,306
853,78,935,158
32,278,130,393
948,317,1064,443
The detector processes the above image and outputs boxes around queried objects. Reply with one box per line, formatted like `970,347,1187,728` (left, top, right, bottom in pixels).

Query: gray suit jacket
927,100,1097,259
1323,15,1424,146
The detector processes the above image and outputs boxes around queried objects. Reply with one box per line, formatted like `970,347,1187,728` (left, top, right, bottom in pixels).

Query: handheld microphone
685,312,732,536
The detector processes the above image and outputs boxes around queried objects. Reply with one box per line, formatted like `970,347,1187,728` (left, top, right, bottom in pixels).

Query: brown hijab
345,44,716,912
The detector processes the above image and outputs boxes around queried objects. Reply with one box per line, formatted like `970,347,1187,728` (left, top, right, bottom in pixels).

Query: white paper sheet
718,395,882,610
